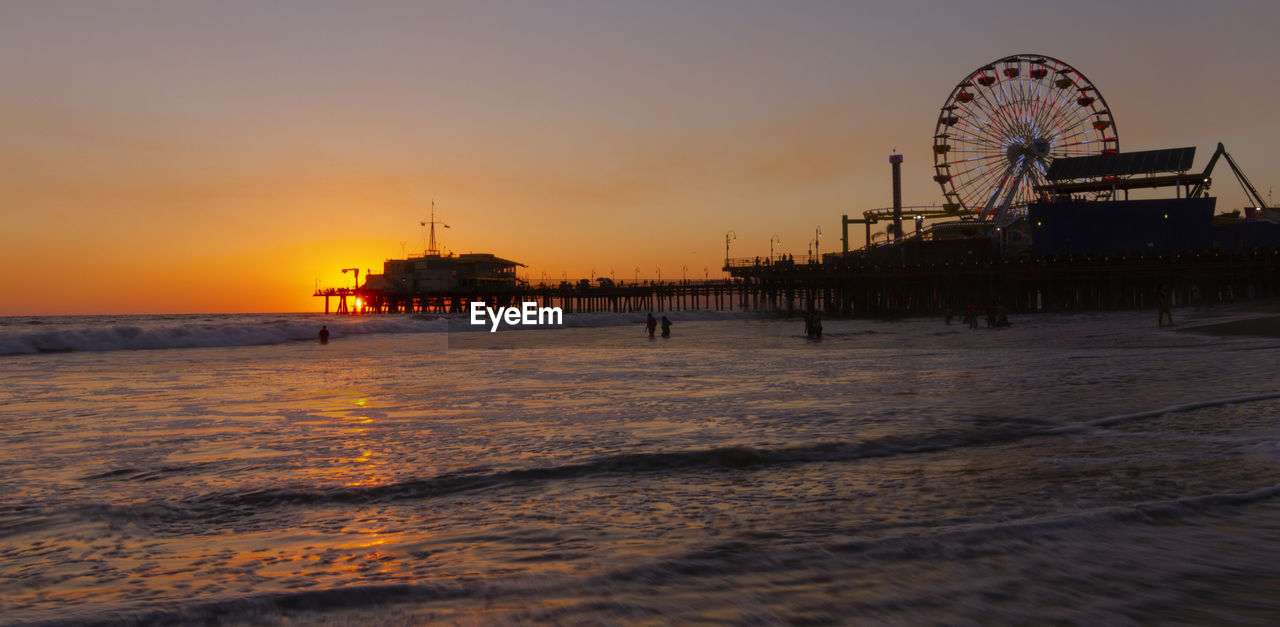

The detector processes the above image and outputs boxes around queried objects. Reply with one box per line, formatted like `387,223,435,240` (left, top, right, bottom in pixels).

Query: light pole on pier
770,235,780,263
725,230,736,265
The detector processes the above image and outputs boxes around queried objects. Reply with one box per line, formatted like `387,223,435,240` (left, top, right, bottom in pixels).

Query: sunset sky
4,0,1279,315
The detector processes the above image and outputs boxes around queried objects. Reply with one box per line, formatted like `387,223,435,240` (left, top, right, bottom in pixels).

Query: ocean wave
1074,391,1280,429
0,310,759,356
0,315,448,355
45,434,1091,529
50,392,1280,530
32,481,1280,627
12,392,1276,540
825,482,1280,559
15,441,941,536
11,582,459,627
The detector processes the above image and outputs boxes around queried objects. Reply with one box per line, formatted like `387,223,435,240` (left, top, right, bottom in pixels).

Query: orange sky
3,1,1279,315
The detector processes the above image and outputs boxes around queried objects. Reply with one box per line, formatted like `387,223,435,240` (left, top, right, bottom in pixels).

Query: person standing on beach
1157,284,1174,327
660,315,672,337
318,325,330,344
645,313,657,338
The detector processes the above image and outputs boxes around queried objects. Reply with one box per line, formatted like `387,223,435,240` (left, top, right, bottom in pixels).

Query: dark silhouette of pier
318,280,746,315
317,247,1280,317
316,139,1280,320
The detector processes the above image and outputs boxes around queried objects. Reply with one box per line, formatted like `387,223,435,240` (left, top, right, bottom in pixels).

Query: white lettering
503,307,521,327
470,301,565,332
487,305,503,332
539,306,563,325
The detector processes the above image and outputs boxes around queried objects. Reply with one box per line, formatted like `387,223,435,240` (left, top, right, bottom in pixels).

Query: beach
1183,314,1280,338
2,308,1279,624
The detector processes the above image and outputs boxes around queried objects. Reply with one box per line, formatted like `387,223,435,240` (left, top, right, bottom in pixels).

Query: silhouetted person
994,303,1010,328
1157,284,1174,327
645,313,657,338
660,316,672,337
808,310,822,338
318,325,330,344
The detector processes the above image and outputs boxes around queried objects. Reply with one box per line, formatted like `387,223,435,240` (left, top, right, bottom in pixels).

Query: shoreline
1172,297,1280,338
1180,314,1280,338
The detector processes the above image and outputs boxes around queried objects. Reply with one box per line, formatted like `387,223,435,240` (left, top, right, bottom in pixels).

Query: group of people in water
646,311,824,340
946,303,1011,329
645,312,672,338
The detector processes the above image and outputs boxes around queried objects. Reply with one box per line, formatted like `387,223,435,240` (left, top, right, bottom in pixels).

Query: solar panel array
1045,147,1196,181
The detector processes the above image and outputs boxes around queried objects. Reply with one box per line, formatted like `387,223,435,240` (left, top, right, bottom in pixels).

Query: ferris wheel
933,54,1118,223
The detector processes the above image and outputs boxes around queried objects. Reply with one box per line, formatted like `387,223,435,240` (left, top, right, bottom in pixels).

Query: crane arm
1188,144,1223,199
1189,143,1270,208
1220,148,1269,208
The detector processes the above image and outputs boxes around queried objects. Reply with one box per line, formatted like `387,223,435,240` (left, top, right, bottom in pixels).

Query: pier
313,51,1280,322
317,280,746,316
316,246,1280,318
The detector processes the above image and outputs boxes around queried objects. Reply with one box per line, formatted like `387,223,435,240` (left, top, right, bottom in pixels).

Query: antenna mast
420,200,451,256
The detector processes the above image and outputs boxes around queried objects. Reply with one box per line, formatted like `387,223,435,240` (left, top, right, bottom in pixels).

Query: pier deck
318,248,1280,317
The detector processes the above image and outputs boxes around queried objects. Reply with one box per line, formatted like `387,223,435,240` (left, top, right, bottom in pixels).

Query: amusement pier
316,53,1280,318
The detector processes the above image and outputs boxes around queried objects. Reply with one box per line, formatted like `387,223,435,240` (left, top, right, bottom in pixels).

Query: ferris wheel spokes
933,54,1118,221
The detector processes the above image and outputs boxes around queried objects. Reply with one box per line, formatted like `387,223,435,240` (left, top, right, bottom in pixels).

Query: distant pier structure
318,244,1280,318
317,54,1280,318
316,250,749,315
317,142,1280,318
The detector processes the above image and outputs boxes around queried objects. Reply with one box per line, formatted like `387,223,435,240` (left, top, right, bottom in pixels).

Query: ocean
2,308,1279,625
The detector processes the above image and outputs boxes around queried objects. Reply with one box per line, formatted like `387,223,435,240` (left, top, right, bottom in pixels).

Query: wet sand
1178,299,1280,338
1183,315,1280,338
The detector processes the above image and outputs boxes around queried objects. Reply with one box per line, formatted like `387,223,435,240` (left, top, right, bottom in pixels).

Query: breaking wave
20,390,1269,537
0,316,446,355
0,310,757,356
21,481,1280,627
